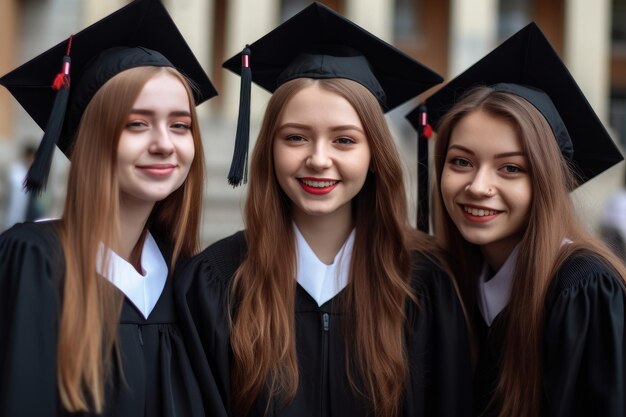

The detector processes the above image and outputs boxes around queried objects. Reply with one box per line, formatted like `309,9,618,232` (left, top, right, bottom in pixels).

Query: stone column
345,0,393,40
167,0,215,117
564,0,619,229
0,0,18,141
564,0,610,121
448,0,498,76
83,0,125,25
222,0,279,122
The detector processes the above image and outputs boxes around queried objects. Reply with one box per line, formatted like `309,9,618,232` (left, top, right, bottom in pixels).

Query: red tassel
52,73,67,90
51,34,73,91
423,123,433,139
415,102,432,139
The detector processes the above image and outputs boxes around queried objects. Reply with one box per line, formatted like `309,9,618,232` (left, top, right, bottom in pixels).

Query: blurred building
0,0,624,243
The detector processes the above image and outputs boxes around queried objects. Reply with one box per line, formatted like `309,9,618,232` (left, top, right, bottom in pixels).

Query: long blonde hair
57,66,204,412
230,77,440,417
432,86,626,417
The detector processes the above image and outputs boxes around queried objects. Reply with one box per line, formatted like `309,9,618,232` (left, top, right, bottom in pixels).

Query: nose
466,167,495,197
149,124,175,156
305,141,332,171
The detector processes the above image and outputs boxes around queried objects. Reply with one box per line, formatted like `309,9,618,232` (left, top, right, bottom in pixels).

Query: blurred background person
2,142,47,230
600,170,626,259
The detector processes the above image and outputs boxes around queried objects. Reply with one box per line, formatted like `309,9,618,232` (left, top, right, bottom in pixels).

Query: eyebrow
448,144,526,159
277,122,365,134
129,109,192,117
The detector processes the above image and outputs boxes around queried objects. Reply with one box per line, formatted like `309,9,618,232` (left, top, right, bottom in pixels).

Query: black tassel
416,103,432,233
227,46,251,187
25,37,73,195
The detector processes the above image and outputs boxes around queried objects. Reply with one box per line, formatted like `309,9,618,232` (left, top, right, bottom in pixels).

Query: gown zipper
320,313,330,416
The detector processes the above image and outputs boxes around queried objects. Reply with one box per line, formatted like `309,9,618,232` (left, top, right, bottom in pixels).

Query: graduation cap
0,0,217,194
406,22,623,231
222,1,443,186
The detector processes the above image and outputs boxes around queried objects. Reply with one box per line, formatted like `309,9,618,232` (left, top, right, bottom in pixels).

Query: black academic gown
474,251,626,417
176,231,473,417
0,221,205,417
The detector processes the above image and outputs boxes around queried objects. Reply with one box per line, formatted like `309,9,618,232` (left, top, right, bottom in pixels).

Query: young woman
425,23,626,417
0,1,217,416
176,3,472,417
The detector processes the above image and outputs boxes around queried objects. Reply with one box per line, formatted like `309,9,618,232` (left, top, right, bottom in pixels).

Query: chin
456,228,496,246
132,190,177,204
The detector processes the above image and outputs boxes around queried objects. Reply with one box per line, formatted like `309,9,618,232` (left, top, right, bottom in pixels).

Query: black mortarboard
0,0,217,193
409,21,622,185
406,22,624,231
222,1,443,186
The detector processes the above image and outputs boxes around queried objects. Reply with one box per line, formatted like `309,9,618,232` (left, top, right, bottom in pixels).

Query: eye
285,135,306,142
501,164,524,174
450,157,472,168
334,137,356,145
171,121,192,130
125,120,148,129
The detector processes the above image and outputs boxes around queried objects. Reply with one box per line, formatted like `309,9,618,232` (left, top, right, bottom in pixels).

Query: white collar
294,225,355,307
97,232,168,319
477,244,520,326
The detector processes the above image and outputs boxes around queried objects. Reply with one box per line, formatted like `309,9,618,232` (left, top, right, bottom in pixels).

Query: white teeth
300,179,337,188
464,206,498,216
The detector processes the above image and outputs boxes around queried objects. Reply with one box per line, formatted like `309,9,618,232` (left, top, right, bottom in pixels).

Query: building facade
1,0,624,243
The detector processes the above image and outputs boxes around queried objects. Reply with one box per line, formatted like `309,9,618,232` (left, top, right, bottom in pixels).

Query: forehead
278,84,362,126
132,72,190,106
449,110,523,154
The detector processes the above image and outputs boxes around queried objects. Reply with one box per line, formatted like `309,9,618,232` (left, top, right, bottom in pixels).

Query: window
394,0,423,43
497,0,531,40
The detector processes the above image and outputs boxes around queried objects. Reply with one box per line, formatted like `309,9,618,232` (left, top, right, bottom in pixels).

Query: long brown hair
57,66,204,412
230,77,439,417
432,86,626,417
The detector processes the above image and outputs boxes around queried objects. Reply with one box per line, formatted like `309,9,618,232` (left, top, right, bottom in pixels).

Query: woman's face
117,72,194,208
273,84,371,225
440,110,532,262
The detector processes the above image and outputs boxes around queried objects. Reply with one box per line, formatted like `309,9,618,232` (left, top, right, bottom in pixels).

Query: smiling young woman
421,23,626,417
0,1,217,416
175,3,472,417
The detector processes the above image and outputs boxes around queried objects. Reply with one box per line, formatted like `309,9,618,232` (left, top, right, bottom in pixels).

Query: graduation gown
474,251,626,417
176,231,473,417
0,221,205,417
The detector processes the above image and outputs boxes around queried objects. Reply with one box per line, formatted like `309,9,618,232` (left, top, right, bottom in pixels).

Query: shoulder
552,250,622,291
410,250,452,290
179,231,247,287
409,250,462,311
547,249,625,307
0,221,64,291
406,250,468,343
0,221,62,261
202,230,247,263
199,230,247,279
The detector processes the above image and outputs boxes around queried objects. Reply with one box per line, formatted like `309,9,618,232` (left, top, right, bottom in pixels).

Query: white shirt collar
477,244,520,326
294,225,355,307
97,232,168,319
476,239,573,326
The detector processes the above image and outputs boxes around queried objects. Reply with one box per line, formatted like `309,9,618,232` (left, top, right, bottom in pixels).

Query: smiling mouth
463,205,500,217
298,178,339,188
137,164,177,177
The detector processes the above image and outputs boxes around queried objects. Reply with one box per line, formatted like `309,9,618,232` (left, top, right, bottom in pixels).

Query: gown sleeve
0,222,63,417
543,253,626,417
406,253,473,417
174,231,246,417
